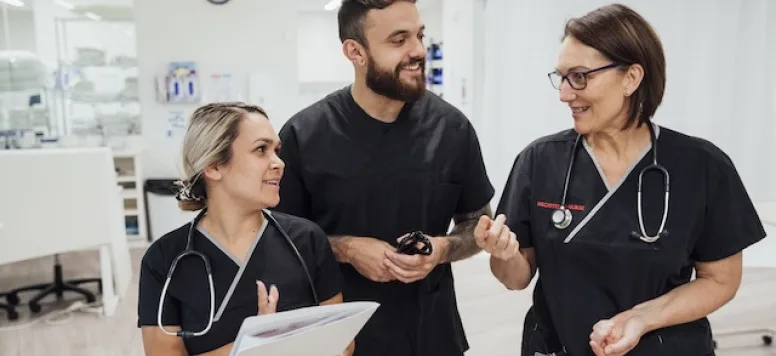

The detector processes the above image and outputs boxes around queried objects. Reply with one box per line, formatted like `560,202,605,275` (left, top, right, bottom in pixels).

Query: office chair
713,329,774,349
5,254,102,313
0,293,18,321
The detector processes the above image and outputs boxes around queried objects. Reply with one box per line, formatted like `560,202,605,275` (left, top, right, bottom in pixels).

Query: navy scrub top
137,210,343,355
498,126,767,356
273,86,495,356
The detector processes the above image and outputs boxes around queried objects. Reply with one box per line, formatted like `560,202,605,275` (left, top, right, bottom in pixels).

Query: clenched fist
589,310,648,356
474,214,520,261
347,237,396,283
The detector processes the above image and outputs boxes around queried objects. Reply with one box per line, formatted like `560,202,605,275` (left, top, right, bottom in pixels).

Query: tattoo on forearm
443,204,493,262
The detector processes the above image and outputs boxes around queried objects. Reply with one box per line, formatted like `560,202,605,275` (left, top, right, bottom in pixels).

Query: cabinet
111,139,147,247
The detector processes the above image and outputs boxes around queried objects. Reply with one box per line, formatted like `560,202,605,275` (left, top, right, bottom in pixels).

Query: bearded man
273,1,495,355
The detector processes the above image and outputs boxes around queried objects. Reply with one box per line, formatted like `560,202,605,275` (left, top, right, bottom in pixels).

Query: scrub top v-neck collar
581,124,661,192
564,124,661,243
196,217,269,322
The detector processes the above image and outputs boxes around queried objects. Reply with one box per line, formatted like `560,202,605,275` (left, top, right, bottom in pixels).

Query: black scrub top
273,86,495,356
136,210,343,355
498,126,767,356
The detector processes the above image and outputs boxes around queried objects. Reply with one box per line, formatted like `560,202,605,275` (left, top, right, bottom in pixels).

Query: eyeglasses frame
548,63,622,90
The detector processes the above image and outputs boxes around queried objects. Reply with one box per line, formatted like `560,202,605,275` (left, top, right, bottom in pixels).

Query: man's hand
589,309,647,356
257,281,279,315
474,214,519,261
347,237,397,283
382,235,446,283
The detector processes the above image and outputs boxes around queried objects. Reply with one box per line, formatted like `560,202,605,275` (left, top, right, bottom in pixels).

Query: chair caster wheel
7,309,19,321
29,303,42,314
764,335,773,346
6,293,19,306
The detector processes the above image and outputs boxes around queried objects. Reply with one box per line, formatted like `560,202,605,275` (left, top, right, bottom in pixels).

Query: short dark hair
338,0,417,47
563,4,666,129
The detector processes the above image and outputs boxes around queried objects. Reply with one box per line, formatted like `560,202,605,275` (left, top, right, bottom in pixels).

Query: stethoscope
157,208,319,338
552,124,670,243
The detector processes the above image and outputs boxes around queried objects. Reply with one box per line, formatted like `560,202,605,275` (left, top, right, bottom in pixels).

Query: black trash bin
145,179,179,196
144,179,197,241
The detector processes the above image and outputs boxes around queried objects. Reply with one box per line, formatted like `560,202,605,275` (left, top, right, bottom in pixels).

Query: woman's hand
589,309,647,356
257,280,279,315
474,214,519,261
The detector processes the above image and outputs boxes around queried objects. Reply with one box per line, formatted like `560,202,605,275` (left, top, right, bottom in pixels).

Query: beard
365,52,427,102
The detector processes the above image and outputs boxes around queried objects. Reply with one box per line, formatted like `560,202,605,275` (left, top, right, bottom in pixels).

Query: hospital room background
0,0,774,355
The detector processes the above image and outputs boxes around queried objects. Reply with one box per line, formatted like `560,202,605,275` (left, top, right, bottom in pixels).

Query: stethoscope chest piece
552,207,572,230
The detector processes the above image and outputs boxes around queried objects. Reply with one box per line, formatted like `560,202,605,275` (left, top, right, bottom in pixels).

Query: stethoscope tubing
155,208,318,339
553,124,669,243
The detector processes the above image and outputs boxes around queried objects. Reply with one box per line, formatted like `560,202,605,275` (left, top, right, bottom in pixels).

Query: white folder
230,301,380,356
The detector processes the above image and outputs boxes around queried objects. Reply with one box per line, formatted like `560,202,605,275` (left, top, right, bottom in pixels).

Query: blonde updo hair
175,102,269,211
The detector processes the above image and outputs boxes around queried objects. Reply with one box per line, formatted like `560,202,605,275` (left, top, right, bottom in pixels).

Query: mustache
398,57,425,69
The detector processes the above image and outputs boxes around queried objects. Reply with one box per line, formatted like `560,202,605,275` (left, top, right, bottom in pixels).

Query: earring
625,90,631,96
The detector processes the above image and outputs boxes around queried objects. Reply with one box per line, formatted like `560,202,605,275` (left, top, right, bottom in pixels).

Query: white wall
421,3,442,45
135,0,299,179
297,11,352,85
478,0,776,266
441,0,475,121
1,0,122,70
0,8,36,52
30,0,77,70
296,11,352,109
62,21,135,63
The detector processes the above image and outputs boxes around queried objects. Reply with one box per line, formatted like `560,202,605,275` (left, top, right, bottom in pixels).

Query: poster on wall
156,61,201,104
206,73,240,102
166,110,187,138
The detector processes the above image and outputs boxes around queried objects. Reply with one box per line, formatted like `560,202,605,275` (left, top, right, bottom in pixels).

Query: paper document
206,73,240,102
230,301,379,356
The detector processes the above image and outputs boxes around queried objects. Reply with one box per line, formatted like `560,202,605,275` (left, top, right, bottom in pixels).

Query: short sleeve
496,148,534,248
137,245,181,327
691,150,767,262
275,125,311,219
456,122,496,214
309,224,343,303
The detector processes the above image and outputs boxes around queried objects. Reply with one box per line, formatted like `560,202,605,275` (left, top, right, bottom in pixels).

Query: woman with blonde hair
136,102,349,355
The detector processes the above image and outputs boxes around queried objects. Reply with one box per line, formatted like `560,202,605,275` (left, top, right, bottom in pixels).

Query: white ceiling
3,0,131,7
296,0,441,12
3,0,442,20
6,0,441,12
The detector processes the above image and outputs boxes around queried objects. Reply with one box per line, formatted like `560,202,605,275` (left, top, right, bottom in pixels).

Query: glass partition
0,0,138,150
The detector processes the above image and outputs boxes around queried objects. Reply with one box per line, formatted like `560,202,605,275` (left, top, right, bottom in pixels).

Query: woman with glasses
475,4,766,356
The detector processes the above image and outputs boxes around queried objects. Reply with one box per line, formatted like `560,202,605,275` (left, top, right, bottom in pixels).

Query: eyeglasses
548,63,620,90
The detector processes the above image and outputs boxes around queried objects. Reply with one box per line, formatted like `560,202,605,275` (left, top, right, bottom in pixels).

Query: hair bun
174,179,205,202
